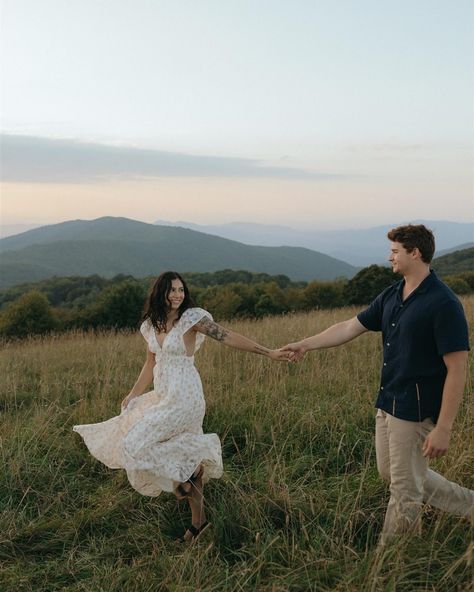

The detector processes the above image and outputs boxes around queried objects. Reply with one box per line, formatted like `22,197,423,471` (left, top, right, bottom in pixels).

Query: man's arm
422,350,468,459
281,316,368,361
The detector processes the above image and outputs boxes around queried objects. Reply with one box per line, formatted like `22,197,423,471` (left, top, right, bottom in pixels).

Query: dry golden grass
1,298,473,591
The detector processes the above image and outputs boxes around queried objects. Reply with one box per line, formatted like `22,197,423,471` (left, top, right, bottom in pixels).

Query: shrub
199,286,244,320
444,276,471,295
344,265,399,305
86,280,146,329
0,291,57,338
304,281,345,309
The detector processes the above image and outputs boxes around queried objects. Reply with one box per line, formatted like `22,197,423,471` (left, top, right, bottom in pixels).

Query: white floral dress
73,307,223,496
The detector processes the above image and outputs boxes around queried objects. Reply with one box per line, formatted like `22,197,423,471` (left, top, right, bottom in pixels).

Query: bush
444,276,471,295
344,265,399,305
0,291,57,338
254,282,288,317
86,281,146,329
199,286,244,320
457,272,474,291
304,281,345,309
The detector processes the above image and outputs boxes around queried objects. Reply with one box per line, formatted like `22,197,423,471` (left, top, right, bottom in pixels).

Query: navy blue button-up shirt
357,270,470,422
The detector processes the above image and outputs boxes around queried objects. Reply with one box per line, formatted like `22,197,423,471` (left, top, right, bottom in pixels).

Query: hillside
0,217,357,288
155,219,474,266
436,242,474,257
432,247,474,275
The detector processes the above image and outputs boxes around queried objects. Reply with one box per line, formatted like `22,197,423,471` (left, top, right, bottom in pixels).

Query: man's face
388,241,416,275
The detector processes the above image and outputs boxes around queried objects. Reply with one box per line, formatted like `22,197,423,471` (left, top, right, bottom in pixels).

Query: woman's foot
177,520,211,543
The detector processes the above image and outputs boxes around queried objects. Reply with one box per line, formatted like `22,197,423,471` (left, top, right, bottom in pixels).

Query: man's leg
375,409,391,484
424,471,474,517
419,420,474,518
378,413,474,545
379,413,429,545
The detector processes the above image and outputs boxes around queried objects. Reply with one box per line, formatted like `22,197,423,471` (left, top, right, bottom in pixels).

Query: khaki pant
375,409,474,544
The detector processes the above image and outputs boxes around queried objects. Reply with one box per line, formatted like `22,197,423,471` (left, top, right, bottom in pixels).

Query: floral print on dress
74,307,223,496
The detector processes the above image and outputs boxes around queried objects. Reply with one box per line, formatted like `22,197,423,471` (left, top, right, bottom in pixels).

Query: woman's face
166,278,185,311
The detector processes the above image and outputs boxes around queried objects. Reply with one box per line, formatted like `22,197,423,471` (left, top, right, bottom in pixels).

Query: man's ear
411,247,422,260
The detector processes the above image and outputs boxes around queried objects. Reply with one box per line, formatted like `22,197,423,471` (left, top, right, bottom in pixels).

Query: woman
73,271,287,542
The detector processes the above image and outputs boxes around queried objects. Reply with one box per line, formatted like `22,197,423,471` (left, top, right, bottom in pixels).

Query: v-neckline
154,318,180,350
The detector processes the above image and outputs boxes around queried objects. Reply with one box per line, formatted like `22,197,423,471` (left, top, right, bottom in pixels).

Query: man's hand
281,341,307,362
422,425,451,459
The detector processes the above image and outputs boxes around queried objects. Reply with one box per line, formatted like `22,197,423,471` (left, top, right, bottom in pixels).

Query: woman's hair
387,224,435,263
143,271,194,332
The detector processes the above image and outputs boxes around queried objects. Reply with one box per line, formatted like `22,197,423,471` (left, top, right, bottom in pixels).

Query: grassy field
1,299,473,591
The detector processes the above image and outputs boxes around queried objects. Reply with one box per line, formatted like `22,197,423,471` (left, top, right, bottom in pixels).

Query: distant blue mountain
155,219,474,266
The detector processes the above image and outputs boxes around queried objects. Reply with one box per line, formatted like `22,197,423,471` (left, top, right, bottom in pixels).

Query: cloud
0,134,345,183
344,142,425,154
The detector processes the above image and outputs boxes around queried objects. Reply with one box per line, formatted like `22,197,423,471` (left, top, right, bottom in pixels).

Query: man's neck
403,266,431,298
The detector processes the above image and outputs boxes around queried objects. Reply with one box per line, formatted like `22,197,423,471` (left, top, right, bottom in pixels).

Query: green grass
1,300,473,591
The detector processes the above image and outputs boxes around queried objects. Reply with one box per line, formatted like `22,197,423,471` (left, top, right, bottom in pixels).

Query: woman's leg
188,478,206,527
174,465,203,500
181,469,208,542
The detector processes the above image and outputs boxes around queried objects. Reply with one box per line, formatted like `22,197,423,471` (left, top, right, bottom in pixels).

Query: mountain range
0,217,358,289
155,219,474,266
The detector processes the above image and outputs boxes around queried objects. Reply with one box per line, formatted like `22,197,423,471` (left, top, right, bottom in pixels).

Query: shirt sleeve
433,298,470,355
357,292,385,332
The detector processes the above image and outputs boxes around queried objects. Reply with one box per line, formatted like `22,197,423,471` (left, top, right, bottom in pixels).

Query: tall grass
1,299,473,591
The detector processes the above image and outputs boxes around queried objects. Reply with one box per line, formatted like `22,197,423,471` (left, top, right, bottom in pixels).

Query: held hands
280,341,307,363
268,349,293,362
422,425,451,459
267,342,307,363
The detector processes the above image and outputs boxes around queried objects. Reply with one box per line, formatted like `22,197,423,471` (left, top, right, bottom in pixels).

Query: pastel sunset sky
1,0,473,230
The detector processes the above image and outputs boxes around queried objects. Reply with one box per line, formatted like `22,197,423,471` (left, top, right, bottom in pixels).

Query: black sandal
177,521,210,543
175,466,204,499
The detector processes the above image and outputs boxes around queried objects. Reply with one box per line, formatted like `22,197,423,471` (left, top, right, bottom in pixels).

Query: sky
1,0,473,230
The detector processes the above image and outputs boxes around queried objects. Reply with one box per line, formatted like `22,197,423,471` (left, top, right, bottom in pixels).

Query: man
283,224,473,545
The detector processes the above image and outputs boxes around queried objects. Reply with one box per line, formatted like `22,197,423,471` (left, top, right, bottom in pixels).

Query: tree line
1,267,473,339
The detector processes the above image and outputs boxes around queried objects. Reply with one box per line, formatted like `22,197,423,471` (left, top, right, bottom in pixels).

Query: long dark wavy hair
142,271,194,333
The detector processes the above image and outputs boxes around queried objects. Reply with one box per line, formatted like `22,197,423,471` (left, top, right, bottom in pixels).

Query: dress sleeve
139,319,157,353
179,307,213,353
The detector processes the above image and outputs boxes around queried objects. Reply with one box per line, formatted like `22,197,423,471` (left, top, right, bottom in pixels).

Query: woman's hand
121,392,138,411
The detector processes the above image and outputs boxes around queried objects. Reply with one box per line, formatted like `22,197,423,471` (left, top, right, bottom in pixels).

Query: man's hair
387,224,435,263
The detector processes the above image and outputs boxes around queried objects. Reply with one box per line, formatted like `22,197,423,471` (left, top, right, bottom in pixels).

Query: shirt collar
416,269,437,293
397,269,436,299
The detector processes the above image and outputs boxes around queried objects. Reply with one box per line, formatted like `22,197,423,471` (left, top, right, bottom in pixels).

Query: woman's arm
194,317,288,361
121,347,155,409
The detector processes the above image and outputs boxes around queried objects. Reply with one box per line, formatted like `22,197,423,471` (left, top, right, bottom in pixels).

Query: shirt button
387,342,390,346
384,362,387,366
391,323,395,326
400,305,403,308
381,386,384,390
